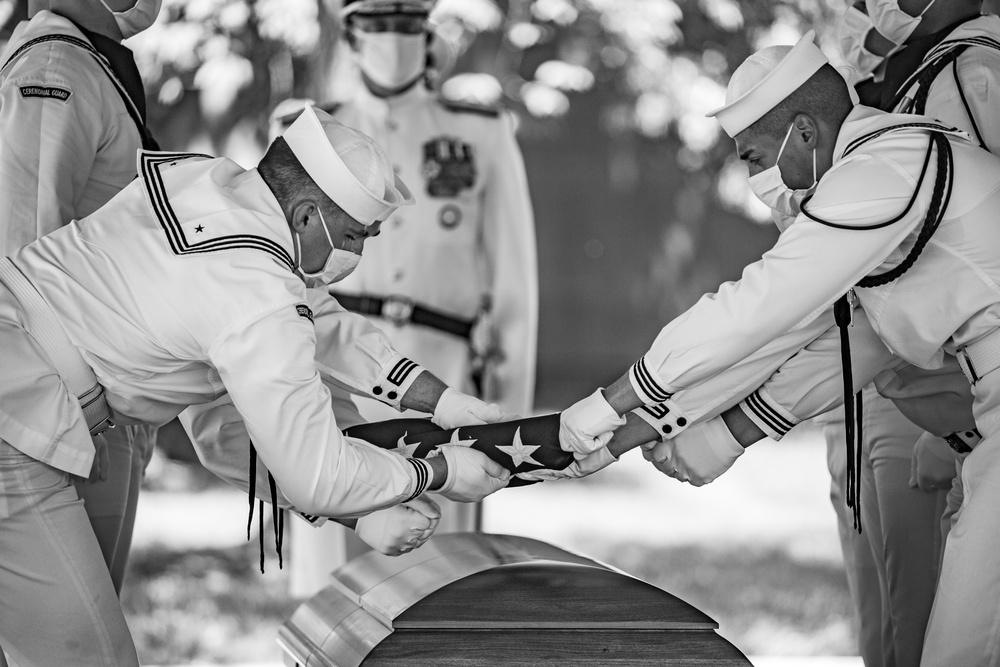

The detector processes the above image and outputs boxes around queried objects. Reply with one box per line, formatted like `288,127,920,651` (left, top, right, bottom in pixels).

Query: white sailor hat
282,105,414,225
707,30,829,138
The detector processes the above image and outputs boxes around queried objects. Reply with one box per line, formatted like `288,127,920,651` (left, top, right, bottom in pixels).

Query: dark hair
258,136,330,208
743,64,854,140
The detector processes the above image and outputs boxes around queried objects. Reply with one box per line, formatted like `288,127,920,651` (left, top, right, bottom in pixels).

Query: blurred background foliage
0,0,849,407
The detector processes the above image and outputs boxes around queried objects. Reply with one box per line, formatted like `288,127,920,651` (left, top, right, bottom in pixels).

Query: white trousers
0,440,138,666
826,417,883,667
922,370,1000,666
858,388,946,667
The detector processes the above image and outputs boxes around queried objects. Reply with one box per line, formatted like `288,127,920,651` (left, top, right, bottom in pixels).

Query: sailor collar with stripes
137,151,296,272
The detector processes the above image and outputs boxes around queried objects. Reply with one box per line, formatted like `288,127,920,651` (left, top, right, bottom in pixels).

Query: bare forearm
721,404,766,447
400,370,447,414
602,373,644,415
607,412,660,457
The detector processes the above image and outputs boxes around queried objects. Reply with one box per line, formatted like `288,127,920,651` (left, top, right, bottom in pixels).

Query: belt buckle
382,295,414,326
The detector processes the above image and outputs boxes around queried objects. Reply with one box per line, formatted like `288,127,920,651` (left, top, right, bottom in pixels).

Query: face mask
839,6,885,78
99,0,163,39
352,32,427,90
295,209,361,287
748,123,817,220
866,0,935,45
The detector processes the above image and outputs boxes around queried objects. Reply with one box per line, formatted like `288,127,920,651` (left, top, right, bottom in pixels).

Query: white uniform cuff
739,389,798,440
369,355,424,410
631,399,692,441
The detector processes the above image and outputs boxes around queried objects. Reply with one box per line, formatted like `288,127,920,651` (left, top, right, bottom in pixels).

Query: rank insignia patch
295,304,314,322
422,136,476,197
19,85,71,102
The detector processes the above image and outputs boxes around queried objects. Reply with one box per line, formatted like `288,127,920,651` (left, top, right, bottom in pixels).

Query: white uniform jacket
628,107,1000,420
1,152,428,516
329,84,538,415
179,287,430,520
0,11,142,253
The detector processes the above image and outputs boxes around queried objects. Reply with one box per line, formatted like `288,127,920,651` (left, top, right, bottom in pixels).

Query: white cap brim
282,105,414,226
707,30,829,137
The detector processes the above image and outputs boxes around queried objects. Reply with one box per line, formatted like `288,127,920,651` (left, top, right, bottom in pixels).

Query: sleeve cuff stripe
632,358,671,402
405,458,429,501
388,358,418,386
745,391,795,436
641,403,670,420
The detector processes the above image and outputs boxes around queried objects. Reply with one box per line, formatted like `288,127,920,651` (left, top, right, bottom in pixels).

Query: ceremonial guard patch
295,304,314,322
421,136,476,197
19,84,71,101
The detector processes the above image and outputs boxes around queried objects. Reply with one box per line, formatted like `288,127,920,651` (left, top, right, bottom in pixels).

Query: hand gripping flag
345,414,567,487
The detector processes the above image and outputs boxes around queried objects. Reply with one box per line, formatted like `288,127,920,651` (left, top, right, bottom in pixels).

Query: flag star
496,427,542,468
448,428,477,447
195,224,204,233
394,432,420,457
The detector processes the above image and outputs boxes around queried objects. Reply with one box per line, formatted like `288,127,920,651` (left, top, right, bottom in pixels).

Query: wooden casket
278,533,752,666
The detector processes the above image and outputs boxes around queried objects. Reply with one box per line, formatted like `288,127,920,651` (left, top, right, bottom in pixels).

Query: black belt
329,292,474,340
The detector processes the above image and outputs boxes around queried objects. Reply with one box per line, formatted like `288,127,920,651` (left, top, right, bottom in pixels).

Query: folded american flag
345,414,567,487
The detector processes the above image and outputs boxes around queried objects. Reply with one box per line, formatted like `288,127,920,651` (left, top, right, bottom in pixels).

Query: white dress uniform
330,83,538,416
0,151,429,666
0,7,156,603
627,103,1000,666
179,288,426,520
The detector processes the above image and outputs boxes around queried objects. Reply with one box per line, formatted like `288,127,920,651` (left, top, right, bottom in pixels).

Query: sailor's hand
430,445,510,502
559,389,626,457
909,432,958,493
517,446,618,482
642,416,745,486
432,387,507,429
354,496,441,556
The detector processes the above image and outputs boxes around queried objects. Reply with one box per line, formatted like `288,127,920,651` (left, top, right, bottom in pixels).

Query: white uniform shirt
180,287,422,520
330,84,538,414
629,107,1000,418
0,11,141,253
3,152,426,516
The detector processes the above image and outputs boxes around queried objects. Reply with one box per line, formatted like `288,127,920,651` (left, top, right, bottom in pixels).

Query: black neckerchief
78,25,147,122
879,15,978,111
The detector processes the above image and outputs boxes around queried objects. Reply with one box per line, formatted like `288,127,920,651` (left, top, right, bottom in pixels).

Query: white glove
516,446,618,482
432,445,511,502
641,416,744,486
432,387,511,429
909,432,959,493
559,389,626,457
354,495,442,556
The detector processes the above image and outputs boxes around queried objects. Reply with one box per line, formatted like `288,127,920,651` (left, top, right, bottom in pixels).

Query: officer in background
272,0,538,597
0,2,161,663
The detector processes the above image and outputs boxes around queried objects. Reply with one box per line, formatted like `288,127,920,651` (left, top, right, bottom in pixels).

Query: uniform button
388,120,398,131
394,217,404,228
662,425,672,434
677,417,687,427
387,391,398,400
393,271,404,281
372,386,383,395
